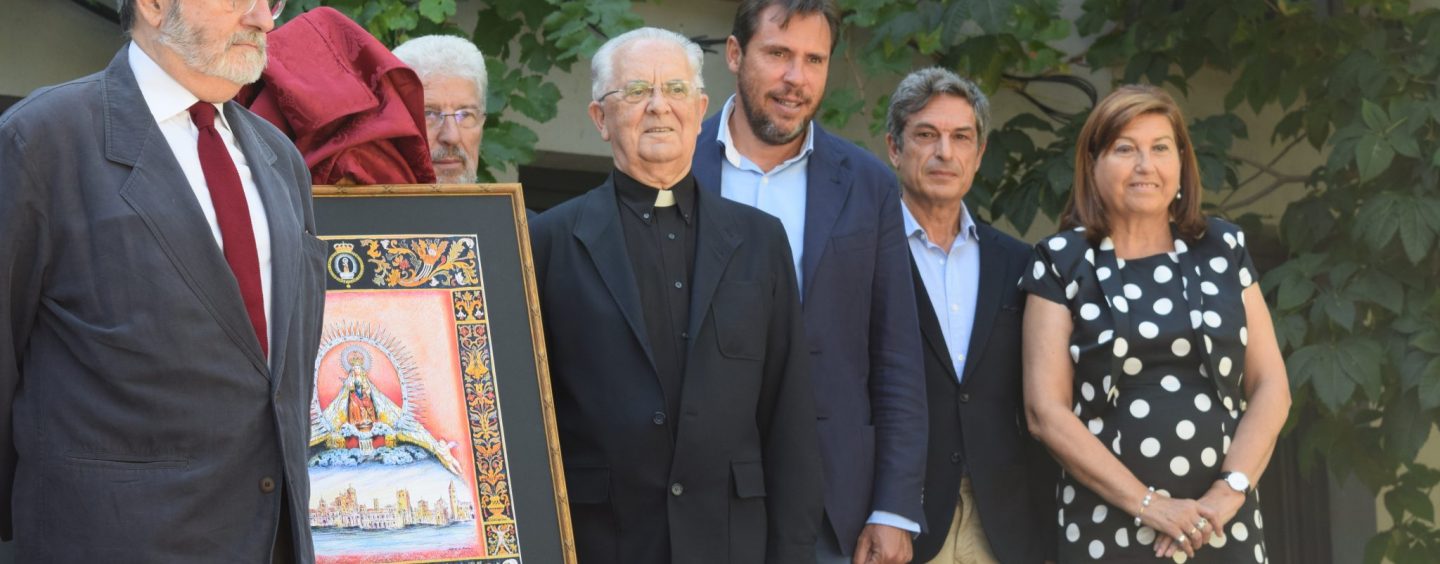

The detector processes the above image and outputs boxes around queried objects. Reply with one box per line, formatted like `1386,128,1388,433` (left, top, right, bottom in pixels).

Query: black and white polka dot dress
1022,219,1269,563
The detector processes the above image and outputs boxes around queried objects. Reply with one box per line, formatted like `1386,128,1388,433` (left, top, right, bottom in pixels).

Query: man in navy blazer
0,0,325,561
692,1,928,562
884,68,1058,564
531,27,823,564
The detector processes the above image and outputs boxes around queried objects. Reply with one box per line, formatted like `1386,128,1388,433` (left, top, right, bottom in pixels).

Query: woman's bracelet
1134,486,1156,527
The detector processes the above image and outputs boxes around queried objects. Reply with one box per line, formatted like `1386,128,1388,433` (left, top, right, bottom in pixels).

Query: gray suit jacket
0,46,327,563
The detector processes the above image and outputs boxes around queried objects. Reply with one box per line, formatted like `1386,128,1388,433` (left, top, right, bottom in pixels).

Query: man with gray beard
393,35,487,184
0,0,326,562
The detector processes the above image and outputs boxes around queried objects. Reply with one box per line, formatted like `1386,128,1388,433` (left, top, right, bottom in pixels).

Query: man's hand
851,524,912,564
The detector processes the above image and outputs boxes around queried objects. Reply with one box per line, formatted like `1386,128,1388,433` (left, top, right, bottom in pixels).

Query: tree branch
1234,136,1305,190
1218,174,1309,213
1219,136,1307,209
845,37,867,112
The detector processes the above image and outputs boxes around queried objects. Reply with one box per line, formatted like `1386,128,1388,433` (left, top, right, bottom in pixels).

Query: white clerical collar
654,189,676,208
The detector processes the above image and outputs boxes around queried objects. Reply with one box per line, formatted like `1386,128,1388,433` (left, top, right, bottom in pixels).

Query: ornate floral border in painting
308,184,572,564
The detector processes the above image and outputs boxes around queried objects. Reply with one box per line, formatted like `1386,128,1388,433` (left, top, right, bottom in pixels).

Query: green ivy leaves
417,0,455,24
1289,338,1386,412
1355,194,1440,265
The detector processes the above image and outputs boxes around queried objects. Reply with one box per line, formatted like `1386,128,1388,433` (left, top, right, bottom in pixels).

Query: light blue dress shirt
902,199,981,383
717,95,920,535
716,95,812,292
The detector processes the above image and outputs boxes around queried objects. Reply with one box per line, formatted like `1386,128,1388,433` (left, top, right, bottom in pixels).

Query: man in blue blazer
885,68,1058,564
532,27,823,564
692,1,928,562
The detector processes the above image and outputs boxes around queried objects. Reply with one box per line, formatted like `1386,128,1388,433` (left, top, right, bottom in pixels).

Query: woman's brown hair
1062,84,1206,244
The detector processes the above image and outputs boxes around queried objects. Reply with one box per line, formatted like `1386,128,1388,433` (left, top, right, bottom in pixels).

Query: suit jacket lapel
227,103,295,380
573,178,658,374
686,189,740,350
800,130,852,298
910,257,958,384
105,48,269,378
959,227,1004,386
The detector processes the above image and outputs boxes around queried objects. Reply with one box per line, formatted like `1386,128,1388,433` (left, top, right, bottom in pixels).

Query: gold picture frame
307,184,572,564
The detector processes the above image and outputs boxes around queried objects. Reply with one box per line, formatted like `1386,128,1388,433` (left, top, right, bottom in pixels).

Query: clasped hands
852,523,912,564
1140,482,1245,559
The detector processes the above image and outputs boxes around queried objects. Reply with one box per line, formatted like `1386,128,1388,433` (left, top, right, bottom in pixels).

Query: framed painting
307,184,572,564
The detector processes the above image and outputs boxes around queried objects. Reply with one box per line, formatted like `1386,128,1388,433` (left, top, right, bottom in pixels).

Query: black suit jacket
910,222,1057,563
529,176,823,564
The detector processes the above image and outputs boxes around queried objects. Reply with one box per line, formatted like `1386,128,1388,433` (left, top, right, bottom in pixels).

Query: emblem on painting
328,242,365,287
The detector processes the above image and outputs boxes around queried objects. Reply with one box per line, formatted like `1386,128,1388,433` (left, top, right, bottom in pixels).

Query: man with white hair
393,35,487,184
0,0,325,562
530,26,823,564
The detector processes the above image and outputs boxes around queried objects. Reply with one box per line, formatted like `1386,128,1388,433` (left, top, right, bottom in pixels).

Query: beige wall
510,0,742,166
0,0,125,98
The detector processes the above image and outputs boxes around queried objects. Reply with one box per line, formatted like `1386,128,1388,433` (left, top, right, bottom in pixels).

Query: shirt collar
613,168,696,225
128,42,228,131
901,199,979,248
715,94,814,172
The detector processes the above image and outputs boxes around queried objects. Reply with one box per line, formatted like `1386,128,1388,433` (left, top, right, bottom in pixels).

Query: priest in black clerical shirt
613,171,696,425
529,26,824,564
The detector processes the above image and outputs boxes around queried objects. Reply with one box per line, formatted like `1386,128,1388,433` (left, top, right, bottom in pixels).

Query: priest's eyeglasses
597,80,697,104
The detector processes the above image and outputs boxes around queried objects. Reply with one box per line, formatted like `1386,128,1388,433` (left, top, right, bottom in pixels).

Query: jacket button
260,477,276,494
950,451,963,464
670,482,684,496
958,393,971,403
652,412,667,425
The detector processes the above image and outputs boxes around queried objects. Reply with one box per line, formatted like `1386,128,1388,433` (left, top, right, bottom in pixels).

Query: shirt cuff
866,511,921,535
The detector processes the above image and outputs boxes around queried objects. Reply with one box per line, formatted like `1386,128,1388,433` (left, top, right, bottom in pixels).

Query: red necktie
189,102,268,357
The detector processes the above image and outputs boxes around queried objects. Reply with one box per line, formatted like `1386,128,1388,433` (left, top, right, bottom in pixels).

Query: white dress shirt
902,199,981,383
129,42,274,353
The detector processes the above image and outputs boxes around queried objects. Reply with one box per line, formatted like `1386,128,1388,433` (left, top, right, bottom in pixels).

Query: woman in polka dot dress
1019,85,1292,563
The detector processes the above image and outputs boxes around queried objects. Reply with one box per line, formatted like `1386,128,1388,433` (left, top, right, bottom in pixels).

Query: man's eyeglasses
230,0,287,21
597,80,698,104
424,110,484,130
